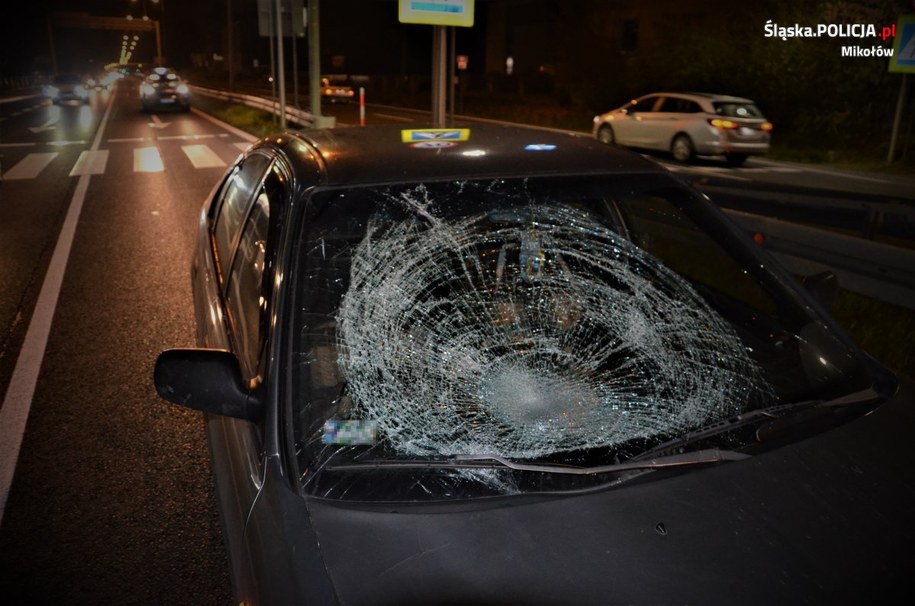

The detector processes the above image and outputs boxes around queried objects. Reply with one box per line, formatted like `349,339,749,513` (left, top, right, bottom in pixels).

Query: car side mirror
802,270,839,311
154,348,262,421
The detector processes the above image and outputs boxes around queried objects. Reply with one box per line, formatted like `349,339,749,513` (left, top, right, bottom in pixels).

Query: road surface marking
134,146,165,173
69,150,109,176
0,87,117,527
109,137,148,143
1,152,58,180
182,144,226,168
48,140,87,147
373,112,415,123
234,142,252,152
190,106,257,142
157,133,230,141
148,114,170,129
0,142,36,148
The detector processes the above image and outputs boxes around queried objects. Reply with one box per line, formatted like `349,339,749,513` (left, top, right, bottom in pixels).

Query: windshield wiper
630,387,883,462
321,388,881,478
323,447,749,476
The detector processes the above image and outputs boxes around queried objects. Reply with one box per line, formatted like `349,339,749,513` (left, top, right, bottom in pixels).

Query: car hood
303,377,915,605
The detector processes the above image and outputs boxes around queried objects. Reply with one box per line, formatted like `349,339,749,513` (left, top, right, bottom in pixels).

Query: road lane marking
0,87,117,527
0,142,36,148
1,152,58,180
190,106,257,143
134,146,165,172
158,133,230,141
373,112,415,123
182,144,226,168
109,137,148,143
69,150,109,176
148,114,171,129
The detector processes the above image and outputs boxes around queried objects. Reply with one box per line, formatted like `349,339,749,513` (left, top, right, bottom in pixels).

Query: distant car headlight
140,83,155,96
43,85,59,98
75,85,88,98
176,83,189,95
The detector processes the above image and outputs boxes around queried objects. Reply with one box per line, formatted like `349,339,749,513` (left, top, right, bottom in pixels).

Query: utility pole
309,0,335,128
227,0,234,91
431,25,447,127
274,0,287,129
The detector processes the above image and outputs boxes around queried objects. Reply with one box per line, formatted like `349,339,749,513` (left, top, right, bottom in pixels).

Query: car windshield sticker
322,420,378,445
335,190,768,459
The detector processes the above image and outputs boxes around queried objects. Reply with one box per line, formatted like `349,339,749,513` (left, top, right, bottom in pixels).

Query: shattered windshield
287,175,877,500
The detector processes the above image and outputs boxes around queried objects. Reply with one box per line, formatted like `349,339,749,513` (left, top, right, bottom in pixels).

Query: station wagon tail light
761,122,774,131
708,118,738,129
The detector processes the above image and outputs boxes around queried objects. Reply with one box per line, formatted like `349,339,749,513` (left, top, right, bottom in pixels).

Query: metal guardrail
190,85,314,128
723,209,915,311
699,182,915,241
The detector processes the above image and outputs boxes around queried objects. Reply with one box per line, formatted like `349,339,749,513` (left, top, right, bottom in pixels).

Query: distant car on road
84,71,119,92
43,73,89,105
140,66,191,112
320,76,355,103
593,92,772,166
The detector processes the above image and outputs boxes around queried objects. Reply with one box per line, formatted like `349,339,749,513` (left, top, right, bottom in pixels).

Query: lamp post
129,0,165,65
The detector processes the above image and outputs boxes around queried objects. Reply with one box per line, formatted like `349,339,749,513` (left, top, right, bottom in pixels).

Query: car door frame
191,146,294,600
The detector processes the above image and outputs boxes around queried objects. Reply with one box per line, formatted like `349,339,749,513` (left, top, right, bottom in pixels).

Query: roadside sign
889,15,915,73
401,128,471,143
257,0,305,37
399,0,475,27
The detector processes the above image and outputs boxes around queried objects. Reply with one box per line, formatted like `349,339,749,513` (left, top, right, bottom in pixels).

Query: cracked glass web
335,191,765,459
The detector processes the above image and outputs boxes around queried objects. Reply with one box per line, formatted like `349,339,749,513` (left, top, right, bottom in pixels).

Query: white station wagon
593,92,772,166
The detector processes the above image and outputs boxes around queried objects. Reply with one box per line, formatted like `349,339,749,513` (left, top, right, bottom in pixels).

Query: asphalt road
0,80,238,604
0,80,913,604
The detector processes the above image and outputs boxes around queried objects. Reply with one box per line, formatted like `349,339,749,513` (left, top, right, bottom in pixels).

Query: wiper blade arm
633,387,883,461
324,448,748,475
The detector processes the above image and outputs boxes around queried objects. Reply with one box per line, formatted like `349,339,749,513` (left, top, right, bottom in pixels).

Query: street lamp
128,0,165,65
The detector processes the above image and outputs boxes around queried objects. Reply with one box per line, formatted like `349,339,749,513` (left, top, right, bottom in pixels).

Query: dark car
139,66,191,112
320,76,355,103
42,73,89,104
154,124,914,605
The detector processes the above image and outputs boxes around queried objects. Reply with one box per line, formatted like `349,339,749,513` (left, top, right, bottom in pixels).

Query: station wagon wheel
671,134,695,163
597,125,616,145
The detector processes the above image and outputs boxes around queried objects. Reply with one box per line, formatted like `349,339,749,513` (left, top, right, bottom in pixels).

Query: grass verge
830,290,915,379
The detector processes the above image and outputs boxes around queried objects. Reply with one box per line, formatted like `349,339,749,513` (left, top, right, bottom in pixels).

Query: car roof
269,123,668,187
650,92,756,104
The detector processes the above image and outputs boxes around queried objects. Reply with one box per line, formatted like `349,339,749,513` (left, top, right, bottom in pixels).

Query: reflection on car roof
290,124,668,188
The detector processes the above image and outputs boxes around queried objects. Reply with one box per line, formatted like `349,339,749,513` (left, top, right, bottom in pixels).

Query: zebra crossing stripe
69,150,109,176
182,144,226,168
2,152,58,180
134,147,165,173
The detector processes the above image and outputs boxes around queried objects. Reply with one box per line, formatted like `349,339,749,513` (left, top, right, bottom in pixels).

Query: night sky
0,0,449,76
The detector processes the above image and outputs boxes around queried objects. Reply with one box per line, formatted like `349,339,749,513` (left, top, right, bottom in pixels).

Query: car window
658,98,702,113
628,96,661,112
53,74,82,85
713,102,764,119
288,175,875,501
212,153,273,283
225,185,271,377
